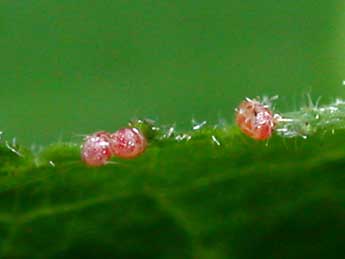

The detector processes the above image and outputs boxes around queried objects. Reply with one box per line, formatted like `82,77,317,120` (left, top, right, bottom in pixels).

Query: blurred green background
1,1,345,145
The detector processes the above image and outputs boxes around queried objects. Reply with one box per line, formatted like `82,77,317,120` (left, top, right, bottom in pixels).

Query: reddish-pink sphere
235,99,275,141
110,128,147,159
81,131,113,166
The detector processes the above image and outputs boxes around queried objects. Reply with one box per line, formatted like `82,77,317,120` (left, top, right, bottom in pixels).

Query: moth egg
235,98,275,141
110,128,147,159
81,131,113,166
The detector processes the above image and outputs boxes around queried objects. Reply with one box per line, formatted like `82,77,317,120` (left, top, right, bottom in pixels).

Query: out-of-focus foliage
0,0,344,144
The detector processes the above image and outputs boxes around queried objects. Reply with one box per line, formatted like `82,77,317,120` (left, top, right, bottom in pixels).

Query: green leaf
0,112,345,258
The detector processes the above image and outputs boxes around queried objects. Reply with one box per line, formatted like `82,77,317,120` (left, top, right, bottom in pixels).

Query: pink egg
235,98,275,141
110,128,147,159
81,131,113,166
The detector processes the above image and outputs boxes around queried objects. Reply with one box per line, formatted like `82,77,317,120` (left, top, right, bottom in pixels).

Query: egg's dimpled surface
236,99,274,141
81,131,113,166
110,128,147,159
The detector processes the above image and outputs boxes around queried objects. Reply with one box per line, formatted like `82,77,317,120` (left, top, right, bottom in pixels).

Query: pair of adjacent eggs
82,98,275,166
81,128,147,167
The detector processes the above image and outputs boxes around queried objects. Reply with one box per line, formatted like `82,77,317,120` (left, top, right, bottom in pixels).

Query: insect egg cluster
81,97,280,166
81,128,147,167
